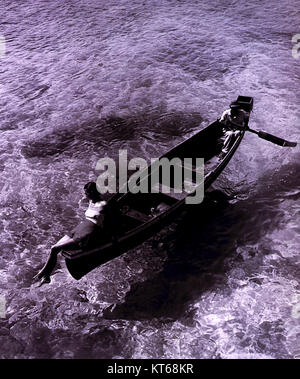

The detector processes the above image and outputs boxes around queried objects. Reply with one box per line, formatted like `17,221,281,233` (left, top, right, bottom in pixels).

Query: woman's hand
78,196,88,206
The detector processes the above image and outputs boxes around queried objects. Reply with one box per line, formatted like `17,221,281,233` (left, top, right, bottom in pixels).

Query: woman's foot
32,271,44,282
38,275,51,287
32,274,51,287
32,269,51,285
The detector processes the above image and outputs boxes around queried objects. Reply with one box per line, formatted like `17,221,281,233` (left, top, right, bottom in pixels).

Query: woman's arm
78,196,89,207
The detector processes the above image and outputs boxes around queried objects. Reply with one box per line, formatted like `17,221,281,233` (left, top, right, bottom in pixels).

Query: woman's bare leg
33,235,75,285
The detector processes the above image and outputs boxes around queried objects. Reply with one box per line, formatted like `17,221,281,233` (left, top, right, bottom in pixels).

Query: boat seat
123,208,150,223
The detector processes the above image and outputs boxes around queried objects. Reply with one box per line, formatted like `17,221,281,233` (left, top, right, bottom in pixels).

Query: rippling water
0,0,299,359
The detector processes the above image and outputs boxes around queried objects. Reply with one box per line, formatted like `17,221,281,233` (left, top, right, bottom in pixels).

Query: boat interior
115,121,235,231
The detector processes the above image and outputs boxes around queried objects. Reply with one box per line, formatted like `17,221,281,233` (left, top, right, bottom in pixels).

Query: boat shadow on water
102,159,299,321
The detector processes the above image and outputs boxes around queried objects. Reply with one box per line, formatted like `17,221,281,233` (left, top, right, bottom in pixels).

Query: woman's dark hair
84,182,103,202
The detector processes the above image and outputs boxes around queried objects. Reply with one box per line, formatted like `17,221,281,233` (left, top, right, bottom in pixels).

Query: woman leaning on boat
33,182,108,286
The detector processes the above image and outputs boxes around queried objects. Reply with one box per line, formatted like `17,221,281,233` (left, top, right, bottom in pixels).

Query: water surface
0,0,299,358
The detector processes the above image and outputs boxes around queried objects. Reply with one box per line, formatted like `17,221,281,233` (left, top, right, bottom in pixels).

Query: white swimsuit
85,200,107,225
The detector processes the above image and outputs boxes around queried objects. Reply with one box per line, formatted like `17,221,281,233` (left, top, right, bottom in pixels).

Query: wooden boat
62,96,254,279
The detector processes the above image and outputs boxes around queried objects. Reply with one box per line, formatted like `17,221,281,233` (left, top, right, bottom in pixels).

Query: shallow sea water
0,0,299,358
